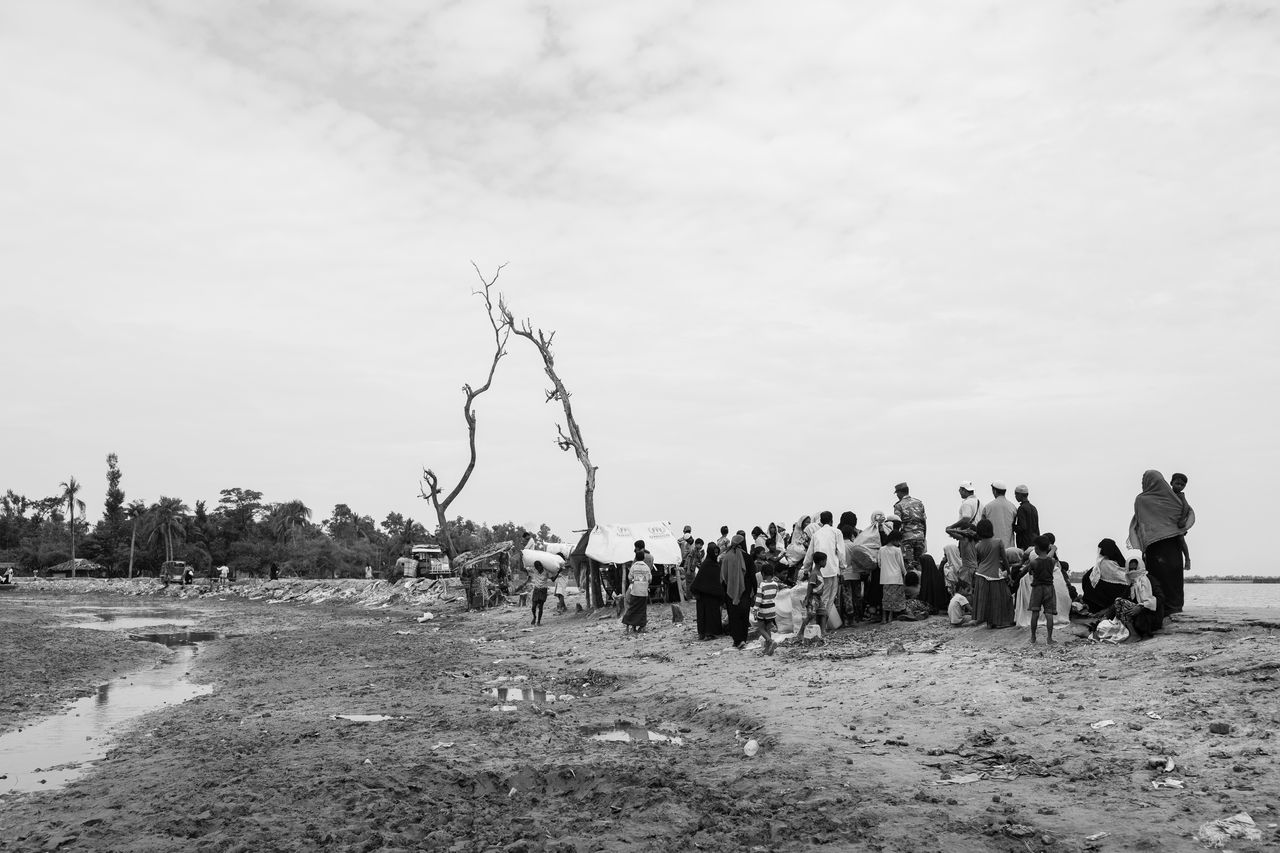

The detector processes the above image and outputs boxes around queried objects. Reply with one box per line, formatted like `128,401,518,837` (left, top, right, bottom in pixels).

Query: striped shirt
755,579,780,619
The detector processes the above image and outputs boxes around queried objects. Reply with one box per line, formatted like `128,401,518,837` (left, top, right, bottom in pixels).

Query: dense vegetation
0,454,560,578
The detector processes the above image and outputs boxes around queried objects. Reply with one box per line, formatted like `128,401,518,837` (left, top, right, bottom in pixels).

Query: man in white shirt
980,481,1018,547
956,481,980,528
804,510,845,629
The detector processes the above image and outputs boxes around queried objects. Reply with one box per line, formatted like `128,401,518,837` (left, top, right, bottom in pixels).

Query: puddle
487,687,554,703
64,606,196,633
587,727,684,746
130,631,225,647
0,643,214,795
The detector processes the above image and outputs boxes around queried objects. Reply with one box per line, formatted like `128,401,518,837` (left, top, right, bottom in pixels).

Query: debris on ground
1194,812,1263,848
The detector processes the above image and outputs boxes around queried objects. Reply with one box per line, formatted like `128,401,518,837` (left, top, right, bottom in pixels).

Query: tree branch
418,264,511,559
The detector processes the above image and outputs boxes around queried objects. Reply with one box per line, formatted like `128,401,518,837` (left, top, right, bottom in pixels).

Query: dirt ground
0,582,1277,853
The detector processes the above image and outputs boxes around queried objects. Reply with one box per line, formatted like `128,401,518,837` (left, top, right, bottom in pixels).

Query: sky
3,0,1278,574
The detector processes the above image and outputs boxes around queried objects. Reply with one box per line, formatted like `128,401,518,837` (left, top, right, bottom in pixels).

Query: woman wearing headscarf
1083,538,1131,614
691,542,724,640
917,552,950,613
621,548,653,633
1122,548,1164,639
971,519,1015,628
765,522,781,555
836,512,862,622
1128,469,1194,616
850,511,886,619
720,534,755,648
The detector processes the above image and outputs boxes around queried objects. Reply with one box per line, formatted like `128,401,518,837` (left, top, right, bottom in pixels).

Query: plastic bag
774,593,795,634
1091,618,1129,644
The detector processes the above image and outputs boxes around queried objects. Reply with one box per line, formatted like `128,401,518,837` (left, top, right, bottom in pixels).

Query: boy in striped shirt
753,562,781,655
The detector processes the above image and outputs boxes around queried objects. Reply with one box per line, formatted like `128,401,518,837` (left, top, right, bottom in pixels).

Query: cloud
1,0,1276,572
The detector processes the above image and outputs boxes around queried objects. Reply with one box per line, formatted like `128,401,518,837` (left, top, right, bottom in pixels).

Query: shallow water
487,687,553,703
62,605,197,632
588,727,684,745
0,616,216,796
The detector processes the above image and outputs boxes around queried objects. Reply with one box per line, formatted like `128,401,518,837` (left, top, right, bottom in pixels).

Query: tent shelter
585,522,682,566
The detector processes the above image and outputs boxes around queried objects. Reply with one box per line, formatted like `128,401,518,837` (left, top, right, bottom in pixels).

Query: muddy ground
0,582,1277,853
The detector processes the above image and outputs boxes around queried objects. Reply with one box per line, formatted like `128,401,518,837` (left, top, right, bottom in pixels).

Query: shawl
1124,548,1157,610
943,542,962,577
1128,469,1192,550
783,515,812,562
691,545,723,597
720,535,748,605
1090,540,1129,585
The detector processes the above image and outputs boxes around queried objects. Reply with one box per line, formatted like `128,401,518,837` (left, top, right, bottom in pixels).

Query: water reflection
0,644,213,795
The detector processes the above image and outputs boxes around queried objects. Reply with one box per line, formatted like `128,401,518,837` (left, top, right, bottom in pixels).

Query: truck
396,545,451,579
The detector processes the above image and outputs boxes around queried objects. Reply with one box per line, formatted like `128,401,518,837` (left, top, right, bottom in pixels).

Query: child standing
799,556,828,645
1027,536,1057,644
530,560,549,626
948,581,971,627
753,562,781,655
878,527,906,623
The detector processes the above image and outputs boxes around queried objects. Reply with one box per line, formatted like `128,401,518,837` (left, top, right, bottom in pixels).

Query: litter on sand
1090,719,1115,730
1084,832,1110,842
417,612,434,622
1151,779,1185,790
1194,812,1263,848
1146,711,1162,720
331,714,396,723
490,705,519,712
743,739,759,757
430,742,455,750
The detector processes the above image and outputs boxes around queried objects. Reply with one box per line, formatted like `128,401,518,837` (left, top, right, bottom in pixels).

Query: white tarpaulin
585,522,682,565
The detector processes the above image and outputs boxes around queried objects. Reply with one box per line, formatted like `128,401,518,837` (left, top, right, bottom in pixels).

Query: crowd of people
619,471,1196,652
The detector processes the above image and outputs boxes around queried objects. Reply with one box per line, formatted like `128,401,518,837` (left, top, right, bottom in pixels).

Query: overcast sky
3,1,1277,574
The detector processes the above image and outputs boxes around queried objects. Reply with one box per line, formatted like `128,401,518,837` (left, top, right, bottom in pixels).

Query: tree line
0,453,561,578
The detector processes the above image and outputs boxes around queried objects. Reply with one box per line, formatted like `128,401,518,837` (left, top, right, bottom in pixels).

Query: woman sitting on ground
1122,549,1164,639
971,519,1015,628
1083,539,1131,614
917,552,950,613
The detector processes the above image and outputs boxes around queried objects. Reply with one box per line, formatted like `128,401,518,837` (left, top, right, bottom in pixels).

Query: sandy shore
0,582,1277,852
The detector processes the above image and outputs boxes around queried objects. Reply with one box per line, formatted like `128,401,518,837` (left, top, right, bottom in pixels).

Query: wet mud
0,587,1278,852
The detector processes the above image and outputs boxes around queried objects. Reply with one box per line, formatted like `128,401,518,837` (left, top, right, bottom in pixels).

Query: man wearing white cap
955,482,981,528
1012,485,1040,550
980,482,1017,547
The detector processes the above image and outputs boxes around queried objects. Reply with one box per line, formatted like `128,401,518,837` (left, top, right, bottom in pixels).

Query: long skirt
695,595,722,637
725,598,751,645
839,577,863,623
1145,537,1184,614
621,594,648,627
972,574,1015,628
918,556,950,612
881,583,906,614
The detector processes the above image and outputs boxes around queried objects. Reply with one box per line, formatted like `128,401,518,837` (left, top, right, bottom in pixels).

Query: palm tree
146,496,191,565
269,500,312,546
125,499,148,579
59,477,86,577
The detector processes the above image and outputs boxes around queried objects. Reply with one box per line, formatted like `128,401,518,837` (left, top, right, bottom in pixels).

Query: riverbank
1,585,1277,852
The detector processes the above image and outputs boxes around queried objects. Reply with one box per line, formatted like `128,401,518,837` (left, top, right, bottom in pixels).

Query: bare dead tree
419,263,510,564
499,295,605,607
